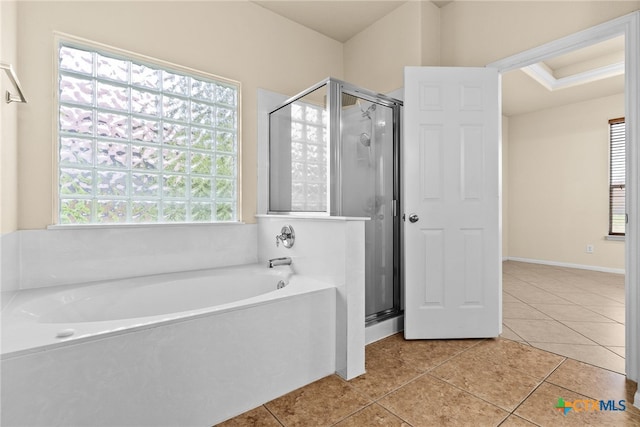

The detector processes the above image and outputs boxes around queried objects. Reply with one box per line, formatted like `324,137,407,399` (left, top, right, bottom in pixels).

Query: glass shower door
340,95,396,321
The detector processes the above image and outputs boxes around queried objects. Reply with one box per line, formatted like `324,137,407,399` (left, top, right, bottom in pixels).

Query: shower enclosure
268,78,402,324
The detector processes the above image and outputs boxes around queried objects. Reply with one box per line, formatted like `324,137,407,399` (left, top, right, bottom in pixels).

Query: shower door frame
267,78,404,324
336,82,403,325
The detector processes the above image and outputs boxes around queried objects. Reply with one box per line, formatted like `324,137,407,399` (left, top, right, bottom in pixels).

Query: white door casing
403,66,501,339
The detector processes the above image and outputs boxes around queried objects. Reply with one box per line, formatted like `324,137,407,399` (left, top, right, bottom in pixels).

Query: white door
403,66,501,339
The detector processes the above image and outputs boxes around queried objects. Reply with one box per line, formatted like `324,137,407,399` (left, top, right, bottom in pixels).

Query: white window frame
53,33,241,226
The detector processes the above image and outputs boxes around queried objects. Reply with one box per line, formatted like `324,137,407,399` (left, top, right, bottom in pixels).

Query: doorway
488,11,639,387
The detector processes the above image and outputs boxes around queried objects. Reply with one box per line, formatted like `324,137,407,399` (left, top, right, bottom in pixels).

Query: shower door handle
408,214,419,223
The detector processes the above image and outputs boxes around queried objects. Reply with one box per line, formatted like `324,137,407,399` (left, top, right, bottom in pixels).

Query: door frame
487,11,640,395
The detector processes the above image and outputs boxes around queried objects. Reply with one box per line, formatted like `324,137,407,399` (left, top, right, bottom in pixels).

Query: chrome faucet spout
268,257,292,268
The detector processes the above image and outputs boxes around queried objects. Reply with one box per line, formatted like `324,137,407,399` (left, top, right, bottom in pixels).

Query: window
57,40,239,224
289,101,328,211
609,117,625,235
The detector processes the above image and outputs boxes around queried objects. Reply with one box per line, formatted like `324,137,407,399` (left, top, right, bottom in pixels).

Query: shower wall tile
1,232,20,293
18,224,258,289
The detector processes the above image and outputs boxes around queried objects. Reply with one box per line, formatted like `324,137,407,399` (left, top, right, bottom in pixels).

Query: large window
609,117,625,235
57,40,239,224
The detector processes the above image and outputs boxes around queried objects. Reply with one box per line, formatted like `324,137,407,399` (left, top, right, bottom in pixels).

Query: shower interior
268,78,402,324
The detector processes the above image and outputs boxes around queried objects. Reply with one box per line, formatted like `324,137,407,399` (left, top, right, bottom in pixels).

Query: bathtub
1,264,337,426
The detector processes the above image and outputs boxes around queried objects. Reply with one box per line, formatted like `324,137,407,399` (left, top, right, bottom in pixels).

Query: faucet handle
275,225,295,248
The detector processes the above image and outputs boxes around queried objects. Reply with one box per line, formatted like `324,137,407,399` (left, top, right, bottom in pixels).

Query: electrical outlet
586,244,594,254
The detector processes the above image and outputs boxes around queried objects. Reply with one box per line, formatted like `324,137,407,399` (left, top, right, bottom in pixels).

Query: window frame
52,33,242,226
609,117,625,236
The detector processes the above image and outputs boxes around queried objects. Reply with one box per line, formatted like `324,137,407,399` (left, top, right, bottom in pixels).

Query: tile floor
502,261,626,374
219,262,637,426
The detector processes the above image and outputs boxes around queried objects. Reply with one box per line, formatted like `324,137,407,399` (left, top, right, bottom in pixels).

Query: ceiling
502,36,625,116
252,1,408,43
252,1,625,116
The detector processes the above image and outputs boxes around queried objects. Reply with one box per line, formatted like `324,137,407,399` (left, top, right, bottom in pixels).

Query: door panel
403,66,501,339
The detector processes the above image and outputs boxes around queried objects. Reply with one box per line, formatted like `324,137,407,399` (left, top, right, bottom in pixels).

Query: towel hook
1,62,27,104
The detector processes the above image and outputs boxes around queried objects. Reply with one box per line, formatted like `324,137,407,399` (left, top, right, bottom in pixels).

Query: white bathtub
1,264,337,426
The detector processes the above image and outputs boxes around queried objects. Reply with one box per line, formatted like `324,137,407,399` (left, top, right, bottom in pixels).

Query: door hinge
392,199,398,217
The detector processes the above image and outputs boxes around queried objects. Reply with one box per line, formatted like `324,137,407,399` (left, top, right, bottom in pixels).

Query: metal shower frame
267,77,404,324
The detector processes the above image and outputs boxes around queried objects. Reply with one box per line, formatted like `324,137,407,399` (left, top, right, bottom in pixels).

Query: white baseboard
506,257,625,275
365,315,404,345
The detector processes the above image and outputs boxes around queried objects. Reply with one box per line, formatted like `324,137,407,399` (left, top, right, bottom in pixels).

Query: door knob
409,214,419,223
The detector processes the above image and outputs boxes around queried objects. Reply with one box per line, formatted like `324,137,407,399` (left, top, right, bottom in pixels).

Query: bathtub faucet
275,225,295,248
268,257,292,268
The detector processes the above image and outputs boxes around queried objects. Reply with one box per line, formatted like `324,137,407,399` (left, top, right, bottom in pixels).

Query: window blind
609,118,625,235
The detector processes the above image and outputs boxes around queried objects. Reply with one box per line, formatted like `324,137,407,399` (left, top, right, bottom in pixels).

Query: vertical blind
609,118,625,235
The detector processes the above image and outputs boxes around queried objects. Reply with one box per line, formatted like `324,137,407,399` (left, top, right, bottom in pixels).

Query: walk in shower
268,78,402,324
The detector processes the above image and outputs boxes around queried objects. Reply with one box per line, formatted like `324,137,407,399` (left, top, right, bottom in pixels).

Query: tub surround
0,231,19,295
2,223,257,291
1,217,366,425
257,214,366,380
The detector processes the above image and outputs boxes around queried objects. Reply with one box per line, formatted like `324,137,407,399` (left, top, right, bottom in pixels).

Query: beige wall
16,1,344,229
1,0,18,234
344,0,440,93
508,94,625,269
440,1,640,67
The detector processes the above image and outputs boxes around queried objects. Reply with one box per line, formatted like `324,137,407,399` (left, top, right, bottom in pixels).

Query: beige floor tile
530,303,615,323
265,375,370,427
503,293,521,303
503,302,551,320
503,280,537,294
500,324,527,342
216,406,282,427
467,338,564,380
378,375,508,426
607,346,626,357
348,345,422,400
503,319,596,345
582,304,626,323
546,359,640,417
506,287,573,304
526,279,574,294
333,404,410,427
429,351,541,411
370,333,481,372
528,342,626,374
550,291,623,307
562,321,625,347
515,382,640,426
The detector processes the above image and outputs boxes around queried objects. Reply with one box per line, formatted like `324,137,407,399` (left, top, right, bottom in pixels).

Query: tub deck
1,264,331,359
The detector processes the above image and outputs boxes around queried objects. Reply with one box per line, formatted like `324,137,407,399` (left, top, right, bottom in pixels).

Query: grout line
419,370,512,416
327,402,375,427
262,404,286,427
357,338,489,404
502,287,620,350
507,356,568,424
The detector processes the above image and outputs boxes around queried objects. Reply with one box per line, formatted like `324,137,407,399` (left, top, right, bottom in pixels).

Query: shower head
361,103,377,119
360,132,371,147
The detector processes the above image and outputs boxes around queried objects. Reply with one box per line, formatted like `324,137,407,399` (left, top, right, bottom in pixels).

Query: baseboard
365,315,404,345
506,257,625,275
